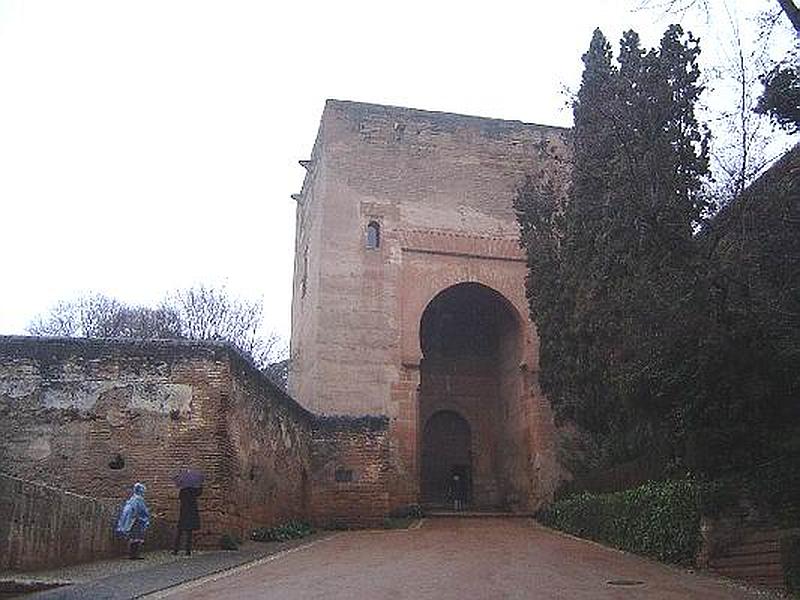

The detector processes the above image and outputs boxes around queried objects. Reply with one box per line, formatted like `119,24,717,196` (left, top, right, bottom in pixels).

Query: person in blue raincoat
115,482,151,559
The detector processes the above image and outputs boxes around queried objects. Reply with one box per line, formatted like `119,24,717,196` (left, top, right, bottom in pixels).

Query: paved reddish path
154,518,769,600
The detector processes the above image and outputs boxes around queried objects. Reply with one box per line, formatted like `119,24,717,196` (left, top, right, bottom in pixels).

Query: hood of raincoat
115,483,151,536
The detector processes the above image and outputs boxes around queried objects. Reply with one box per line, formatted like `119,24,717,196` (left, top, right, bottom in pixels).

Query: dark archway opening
420,282,516,362
418,282,523,509
421,410,472,504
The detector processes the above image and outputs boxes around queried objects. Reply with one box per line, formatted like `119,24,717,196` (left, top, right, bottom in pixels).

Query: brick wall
310,416,393,528
218,352,315,538
0,336,397,568
0,473,170,571
0,337,236,549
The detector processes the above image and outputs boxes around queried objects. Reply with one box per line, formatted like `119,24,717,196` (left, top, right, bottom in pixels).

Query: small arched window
366,221,380,249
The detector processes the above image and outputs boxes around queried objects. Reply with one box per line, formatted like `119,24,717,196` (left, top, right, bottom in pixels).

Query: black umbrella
174,469,204,489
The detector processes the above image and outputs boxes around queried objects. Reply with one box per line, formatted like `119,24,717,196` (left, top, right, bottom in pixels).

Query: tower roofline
323,99,571,134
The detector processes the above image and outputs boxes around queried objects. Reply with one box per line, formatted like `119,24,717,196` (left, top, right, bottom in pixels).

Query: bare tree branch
27,285,289,386
776,0,800,34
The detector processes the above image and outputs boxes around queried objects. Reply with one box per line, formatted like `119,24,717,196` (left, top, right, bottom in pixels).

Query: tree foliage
518,26,799,477
516,26,710,469
756,50,800,133
687,146,800,473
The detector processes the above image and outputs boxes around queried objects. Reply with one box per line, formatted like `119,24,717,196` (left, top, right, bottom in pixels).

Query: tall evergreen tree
515,26,710,470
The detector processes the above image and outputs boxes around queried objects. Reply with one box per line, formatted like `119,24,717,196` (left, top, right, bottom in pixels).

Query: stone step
709,551,782,568
716,540,780,557
424,510,535,518
711,563,784,579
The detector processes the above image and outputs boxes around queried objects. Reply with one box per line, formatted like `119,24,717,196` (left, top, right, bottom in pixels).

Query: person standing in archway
449,473,466,511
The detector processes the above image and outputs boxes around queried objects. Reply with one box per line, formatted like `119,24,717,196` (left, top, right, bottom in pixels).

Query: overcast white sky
0,0,794,342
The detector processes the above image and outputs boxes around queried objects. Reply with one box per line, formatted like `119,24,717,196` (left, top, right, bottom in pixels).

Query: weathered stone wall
0,473,120,571
289,100,571,511
0,335,398,568
310,416,393,528
0,337,230,548
219,353,315,537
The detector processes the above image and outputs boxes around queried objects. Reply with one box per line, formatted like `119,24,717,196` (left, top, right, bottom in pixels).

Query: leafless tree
708,7,776,202
164,284,287,370
636,0,798,207
27,286,289,384
28,294,181,339
639,0,799,33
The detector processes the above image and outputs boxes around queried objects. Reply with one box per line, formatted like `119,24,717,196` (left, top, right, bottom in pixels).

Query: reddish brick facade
0,336,393,561
310,416,392,528
1,100,576,569
290,100,572,511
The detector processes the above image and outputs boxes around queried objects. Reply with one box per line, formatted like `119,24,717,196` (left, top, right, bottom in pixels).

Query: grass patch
219,532,241,550
251,520,314,543
383,516,417,529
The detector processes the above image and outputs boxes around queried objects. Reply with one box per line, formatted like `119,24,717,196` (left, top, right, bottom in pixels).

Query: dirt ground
152,518,778,600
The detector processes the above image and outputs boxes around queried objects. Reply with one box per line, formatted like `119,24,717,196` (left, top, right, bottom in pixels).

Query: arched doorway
421,410,472,505
418,282,524,509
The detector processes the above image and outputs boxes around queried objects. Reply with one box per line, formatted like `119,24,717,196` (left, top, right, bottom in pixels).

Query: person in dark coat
449,474,466,511
173,487,201,555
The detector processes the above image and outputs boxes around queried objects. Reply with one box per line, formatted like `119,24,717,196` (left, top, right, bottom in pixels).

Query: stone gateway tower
290,100,571,512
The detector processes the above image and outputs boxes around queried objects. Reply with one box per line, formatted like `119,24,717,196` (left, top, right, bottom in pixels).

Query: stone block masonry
0,336,396,570
289,100,573,511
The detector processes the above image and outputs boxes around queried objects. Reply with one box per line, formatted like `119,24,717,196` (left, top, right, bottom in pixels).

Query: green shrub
219,532,241,550
388,504,424,519
539,480,701,564
251,520,314,542
383,516,416,529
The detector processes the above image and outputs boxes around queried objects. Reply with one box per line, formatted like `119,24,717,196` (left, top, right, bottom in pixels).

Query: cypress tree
516,26,710,470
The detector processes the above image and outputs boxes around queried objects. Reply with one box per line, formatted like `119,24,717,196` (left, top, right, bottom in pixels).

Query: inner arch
417,282,525,510
421,410,472,505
